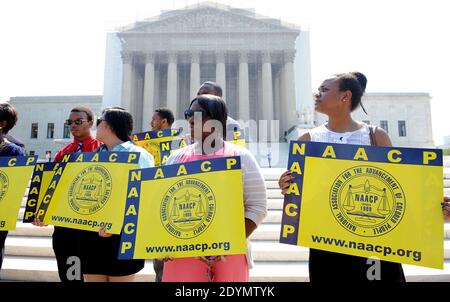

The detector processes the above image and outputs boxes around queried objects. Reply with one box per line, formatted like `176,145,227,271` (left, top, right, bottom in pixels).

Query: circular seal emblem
68,165,112,215
330,165,406,237
161,178,216,239
0,171,9,203
143,141,160,164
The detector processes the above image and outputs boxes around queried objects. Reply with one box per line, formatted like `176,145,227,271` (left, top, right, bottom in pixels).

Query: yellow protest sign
36,152,140,234
0,156,37,230
119,157,246,260
280,141,444,269
23,162,61,223
133,128,185,166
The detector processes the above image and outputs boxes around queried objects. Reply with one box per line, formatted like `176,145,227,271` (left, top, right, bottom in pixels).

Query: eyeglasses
66,119,87,126
184,109,207,119
96,117,105,127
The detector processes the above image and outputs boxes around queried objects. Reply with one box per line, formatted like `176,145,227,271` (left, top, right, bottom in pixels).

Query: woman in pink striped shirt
162,94,267,282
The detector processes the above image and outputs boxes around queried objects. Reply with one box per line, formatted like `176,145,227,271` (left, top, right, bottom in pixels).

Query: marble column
261,52,274,123
215,51,226,100
121,51,133,111
166,52,178,117
273,68,280,123
282,50,298,134
238,51,250,121
142,52,155,130
190,51,200,99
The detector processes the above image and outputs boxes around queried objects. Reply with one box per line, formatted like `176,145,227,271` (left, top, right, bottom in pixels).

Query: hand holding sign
443,196,450,222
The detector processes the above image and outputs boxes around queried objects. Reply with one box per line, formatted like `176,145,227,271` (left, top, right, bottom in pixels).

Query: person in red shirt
51,107,102,282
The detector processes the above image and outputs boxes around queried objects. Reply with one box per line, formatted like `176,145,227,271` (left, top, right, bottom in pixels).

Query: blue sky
0,0,448,144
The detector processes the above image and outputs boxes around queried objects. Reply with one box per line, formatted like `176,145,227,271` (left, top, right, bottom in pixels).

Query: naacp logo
68,165,112,215
0,171,8,203
330,165,406,237
161,178,216,239
143,141,161,164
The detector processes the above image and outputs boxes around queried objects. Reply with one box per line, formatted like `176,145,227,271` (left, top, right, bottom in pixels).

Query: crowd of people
0,75,449,283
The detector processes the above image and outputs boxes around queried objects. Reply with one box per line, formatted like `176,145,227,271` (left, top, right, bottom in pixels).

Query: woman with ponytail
278,72,408,281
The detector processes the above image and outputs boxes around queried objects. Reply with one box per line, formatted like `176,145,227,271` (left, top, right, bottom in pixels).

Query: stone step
1,256,450,282
250,260,450,282
9,223,54,237
265,181,279,189
3,237,312,261
262,210,282,224
261,168,285,181
444,158,450,168
9,220,450,242
20,197,29,208
266,190,283,199
5,234,450,262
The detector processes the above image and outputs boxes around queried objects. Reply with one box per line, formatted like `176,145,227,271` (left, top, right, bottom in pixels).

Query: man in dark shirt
52,107,101,282
150,108,174,131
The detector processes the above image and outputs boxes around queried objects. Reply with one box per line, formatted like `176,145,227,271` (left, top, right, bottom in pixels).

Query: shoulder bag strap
368,125,378,146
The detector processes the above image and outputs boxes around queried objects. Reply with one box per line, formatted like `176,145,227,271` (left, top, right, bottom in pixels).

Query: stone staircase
1,159,450,282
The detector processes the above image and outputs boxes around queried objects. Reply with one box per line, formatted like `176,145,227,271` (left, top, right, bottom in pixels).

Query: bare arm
443,196,450,222
298,132,311,143
373,127,392,147
245,218,257,238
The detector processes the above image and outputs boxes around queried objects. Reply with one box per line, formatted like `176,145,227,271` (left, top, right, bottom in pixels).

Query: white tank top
309,123,371,146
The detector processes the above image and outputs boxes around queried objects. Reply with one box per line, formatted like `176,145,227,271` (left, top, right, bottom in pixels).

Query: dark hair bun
350,72,367,93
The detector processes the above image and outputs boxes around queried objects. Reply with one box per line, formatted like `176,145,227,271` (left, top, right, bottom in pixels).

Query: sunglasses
96,117,105,127
66,119,88,126
184,108,208,119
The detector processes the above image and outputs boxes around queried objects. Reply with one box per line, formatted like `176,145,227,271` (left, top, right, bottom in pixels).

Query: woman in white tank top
279,71,450,281
279,72,407,282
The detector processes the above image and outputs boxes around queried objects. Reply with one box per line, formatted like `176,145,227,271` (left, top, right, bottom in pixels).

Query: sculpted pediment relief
122,7,298,34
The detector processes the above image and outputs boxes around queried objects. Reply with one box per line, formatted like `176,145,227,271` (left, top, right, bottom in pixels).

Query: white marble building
6,3,435,162
443,136,450,148
102,2,315,139
314,92,435,148
8,96,102,159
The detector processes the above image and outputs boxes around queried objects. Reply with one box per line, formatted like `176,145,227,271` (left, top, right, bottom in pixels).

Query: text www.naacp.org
312,235,422,261
146,241,230,253
51,215,112,230
0,220,5,228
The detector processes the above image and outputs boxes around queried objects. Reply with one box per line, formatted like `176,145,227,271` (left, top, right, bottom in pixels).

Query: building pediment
120,5,299,34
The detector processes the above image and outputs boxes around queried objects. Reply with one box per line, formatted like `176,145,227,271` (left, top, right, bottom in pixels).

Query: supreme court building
103,2,314,139
8,2,435,163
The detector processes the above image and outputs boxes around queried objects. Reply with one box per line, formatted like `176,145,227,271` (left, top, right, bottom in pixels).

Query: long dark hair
189,94,228,138
101,107,133,142
335,71,368,113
